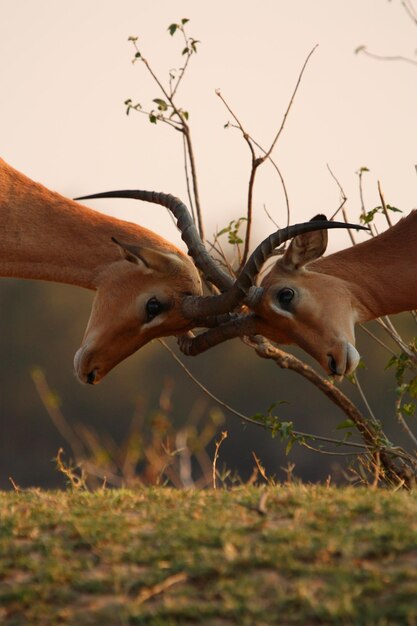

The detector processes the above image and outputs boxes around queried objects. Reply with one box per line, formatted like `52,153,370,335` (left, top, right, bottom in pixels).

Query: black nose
328,355,338,375
86,370,97,385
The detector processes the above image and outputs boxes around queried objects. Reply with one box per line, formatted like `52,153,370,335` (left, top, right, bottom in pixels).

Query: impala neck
314,210,417,321
0,159,167,290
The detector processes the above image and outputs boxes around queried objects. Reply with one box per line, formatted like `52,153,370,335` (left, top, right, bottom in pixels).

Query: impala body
255,210,417,376
0,159,202,383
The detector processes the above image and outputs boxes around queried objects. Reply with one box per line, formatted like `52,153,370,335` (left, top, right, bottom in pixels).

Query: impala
180,208,417,378
76,189,372,378
2,159,356,384
0,159,202,384
254,210,417,376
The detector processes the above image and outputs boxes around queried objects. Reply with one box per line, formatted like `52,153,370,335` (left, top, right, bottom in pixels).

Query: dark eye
146,297,162,322
277,287,295,308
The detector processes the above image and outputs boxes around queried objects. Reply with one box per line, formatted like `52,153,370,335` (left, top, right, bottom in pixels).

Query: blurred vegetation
0,277,415,489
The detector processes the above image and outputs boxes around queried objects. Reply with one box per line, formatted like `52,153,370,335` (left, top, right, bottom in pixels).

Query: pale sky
1,0,416,254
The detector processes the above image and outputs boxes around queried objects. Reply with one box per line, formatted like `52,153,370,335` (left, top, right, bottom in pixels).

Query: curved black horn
74,190,368,319
178,313,259,356
179,219,369,318
74,190,233,292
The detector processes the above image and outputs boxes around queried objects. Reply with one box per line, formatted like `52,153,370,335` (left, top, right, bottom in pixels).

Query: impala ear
111,237,184,273
281,214,328,271
112,237,152,268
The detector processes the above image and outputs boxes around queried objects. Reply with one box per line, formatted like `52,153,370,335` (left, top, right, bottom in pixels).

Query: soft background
0,0,416,487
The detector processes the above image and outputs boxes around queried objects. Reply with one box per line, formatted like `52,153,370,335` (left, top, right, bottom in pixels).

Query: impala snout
74,345,103,385
74,332,149,385
326,341,360,379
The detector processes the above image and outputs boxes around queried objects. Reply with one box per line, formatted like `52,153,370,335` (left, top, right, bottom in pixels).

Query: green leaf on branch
190,39,200,53
401,403,415,417
217,217,248,246
176,109,189,121
149,113,157,124
409,377,417,399
168,23,178,36
336,419,356,430
153,98,168,112
386,352,414,384
286,439,295,455
181,18,189,25
360,204,403,225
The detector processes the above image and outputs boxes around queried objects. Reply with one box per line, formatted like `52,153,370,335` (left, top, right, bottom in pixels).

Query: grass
1,485,417,625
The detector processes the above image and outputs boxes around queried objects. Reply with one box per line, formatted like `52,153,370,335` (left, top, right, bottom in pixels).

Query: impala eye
277,287,295,308
145,297,162,322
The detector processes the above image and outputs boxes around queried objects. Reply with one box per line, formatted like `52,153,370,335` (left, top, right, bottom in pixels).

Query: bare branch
159,339,386,452
358,324,398,358
377,180,393,227
243,335,416,485
402,0,417,25
216,89,258,267
356,47,417,66
130,37,205,240
264,44,319,160
182,132,197,224
217,46,318,268
212,431,228,488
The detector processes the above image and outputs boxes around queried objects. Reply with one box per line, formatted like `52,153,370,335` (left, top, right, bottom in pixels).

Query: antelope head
74,238,202,384
253,220,360,378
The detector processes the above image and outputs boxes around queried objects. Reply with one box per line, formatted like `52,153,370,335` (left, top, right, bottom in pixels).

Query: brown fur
0,159,202,383
256,211,417,375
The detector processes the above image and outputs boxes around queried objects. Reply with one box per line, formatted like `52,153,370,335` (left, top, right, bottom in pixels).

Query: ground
1,485,417,625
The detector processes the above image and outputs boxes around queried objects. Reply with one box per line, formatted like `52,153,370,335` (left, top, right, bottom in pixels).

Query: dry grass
1,485,417,625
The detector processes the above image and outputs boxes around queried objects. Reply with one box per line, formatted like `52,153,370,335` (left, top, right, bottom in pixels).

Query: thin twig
264,44,319,160
216,90,257,267
182,132,196,224
182,124,205,240
216,44,317,269
357,168,377,237
326,164,357,244
395,390,417,448
133,39,205,240
353,373,380,427
402,0,417,25
327,164,348,220
358,324,398,358
170,25,193,98
377,180,393,227
212,430,228,488
263,203,280,230
31,368,85,460
378,316,417,361
159,340,373,451
357,48,417,66
136,572,188,606
250,138,291,228
8,477,20,492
